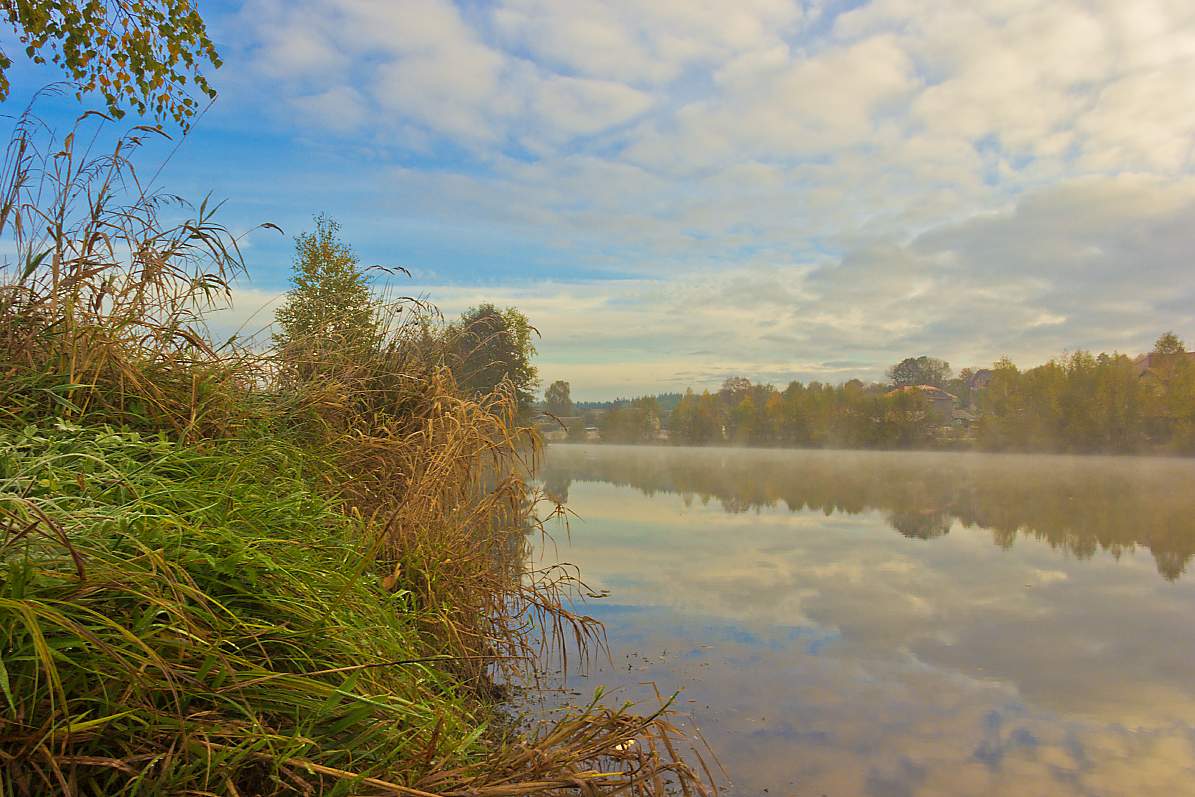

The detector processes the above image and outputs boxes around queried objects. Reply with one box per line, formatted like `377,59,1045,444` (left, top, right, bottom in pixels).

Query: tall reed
0,108,714,795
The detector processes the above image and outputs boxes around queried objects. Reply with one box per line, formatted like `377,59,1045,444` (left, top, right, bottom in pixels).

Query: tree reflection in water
542,444,1195,580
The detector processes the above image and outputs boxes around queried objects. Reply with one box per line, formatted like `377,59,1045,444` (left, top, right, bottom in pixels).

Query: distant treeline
545,333,1195,455
575,393,684,413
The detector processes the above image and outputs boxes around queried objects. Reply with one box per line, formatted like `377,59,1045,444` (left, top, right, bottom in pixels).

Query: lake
533,444,1195,796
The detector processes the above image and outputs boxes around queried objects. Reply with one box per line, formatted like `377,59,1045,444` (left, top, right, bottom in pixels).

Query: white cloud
210,0,1195,396
542,445,1195,794
490,0,805,85
290,86,370,132
215,167,1195,398
249,8,347,77
1078,67,1195,172
404,175,1195,397
205,287,287,345
530,75,653,139
236,0,1195,182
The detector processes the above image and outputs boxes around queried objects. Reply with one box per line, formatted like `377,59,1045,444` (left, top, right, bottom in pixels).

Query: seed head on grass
0,108,716,795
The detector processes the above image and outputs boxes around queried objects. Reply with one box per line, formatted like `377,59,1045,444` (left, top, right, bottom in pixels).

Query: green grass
0,111,714,794
0,422,491,795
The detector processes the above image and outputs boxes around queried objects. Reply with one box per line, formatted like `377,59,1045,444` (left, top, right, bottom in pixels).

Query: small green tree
273,216,378,376
1,0,220,128
451,304,538,415
544,380,574,416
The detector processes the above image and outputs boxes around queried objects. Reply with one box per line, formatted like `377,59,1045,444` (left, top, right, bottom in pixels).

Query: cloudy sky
9,0,1195,398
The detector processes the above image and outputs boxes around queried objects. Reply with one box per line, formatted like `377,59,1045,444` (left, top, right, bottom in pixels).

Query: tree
949,367,975,408
1,0,220,128
451,304,538,415
669,389,697,443
544,380,574,417
599,397,659,443
273,216,378,372
730,395,756,444
670,389,723,445
887,356,952,388
693,391,723,444
1143,332,1195,450
1154,331,1186,355
718,376,751,405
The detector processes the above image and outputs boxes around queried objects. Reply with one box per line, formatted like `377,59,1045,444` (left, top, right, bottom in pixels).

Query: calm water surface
535,444,1195,796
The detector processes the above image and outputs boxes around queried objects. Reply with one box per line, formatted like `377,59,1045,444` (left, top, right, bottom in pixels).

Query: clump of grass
0,101,262,437
262,273,608,688
0,108,715,795
0,425,713,795
0,423,481,793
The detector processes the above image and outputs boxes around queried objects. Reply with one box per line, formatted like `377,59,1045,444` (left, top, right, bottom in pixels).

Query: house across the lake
968,368,993,392
534,415,584,442
887,385,958,424
1132,351,1195,377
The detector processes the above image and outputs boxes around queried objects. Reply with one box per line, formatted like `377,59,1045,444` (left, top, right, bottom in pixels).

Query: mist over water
536,445,1195,796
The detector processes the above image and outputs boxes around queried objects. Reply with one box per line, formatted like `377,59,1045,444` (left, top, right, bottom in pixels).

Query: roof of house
1132,351,1195,375
886,385,958,401
968,369,994,388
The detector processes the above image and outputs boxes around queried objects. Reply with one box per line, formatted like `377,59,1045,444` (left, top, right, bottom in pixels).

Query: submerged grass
0,108,715,794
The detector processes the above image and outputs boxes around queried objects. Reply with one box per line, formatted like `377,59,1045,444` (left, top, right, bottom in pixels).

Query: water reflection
543,445,1195,580
536,445,1195,796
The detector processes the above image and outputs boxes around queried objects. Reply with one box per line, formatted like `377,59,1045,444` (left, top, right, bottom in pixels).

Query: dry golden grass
0,108,716,795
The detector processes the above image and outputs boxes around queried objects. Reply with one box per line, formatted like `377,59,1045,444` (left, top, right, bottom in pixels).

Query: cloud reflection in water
536,445,1195,796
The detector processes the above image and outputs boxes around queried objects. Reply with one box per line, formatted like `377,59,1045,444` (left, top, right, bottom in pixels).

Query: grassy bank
0,114,711,794
0,423,479,792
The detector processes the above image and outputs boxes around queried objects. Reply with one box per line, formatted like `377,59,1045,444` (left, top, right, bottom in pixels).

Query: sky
5,0,1195,399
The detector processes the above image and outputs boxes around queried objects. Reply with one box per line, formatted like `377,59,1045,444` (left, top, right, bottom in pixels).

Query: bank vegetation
0,108,713,795
564,343,1195,456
